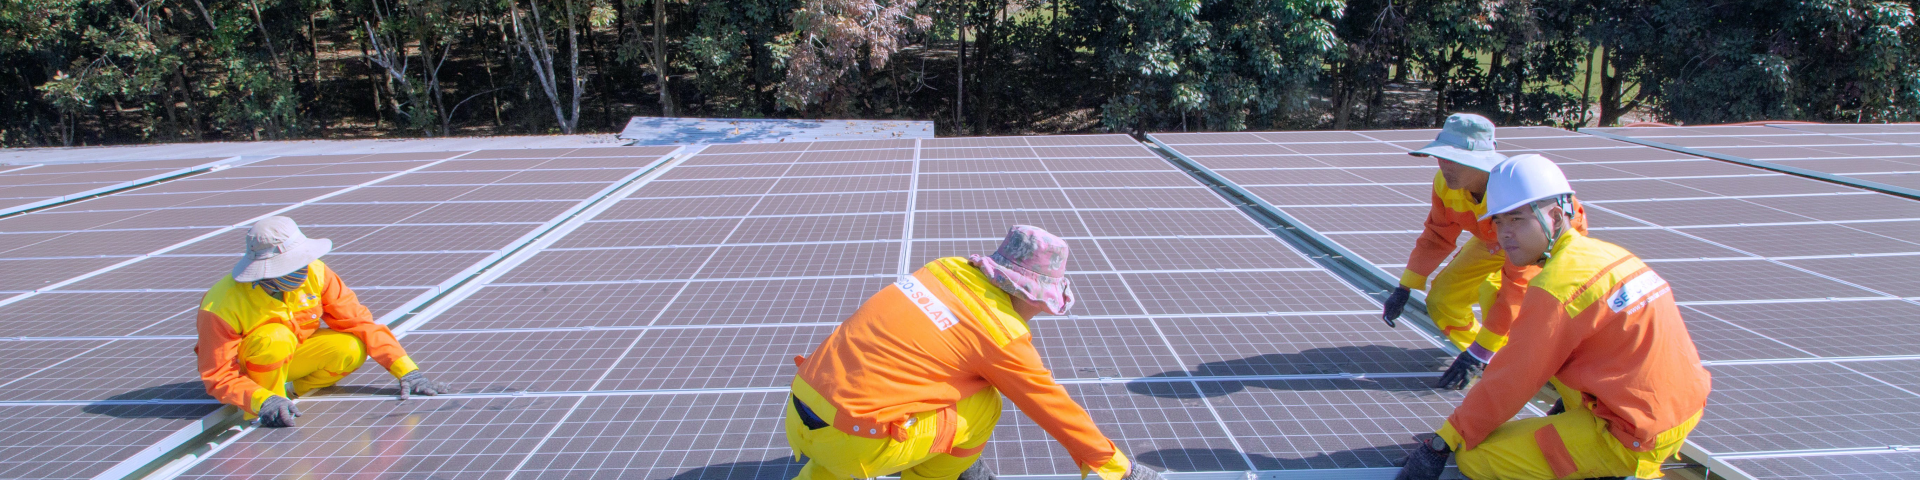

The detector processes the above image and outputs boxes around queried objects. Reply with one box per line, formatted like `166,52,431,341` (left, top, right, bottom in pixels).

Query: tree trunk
955,18,966,133
653,0,672,116
1596,46,1641,127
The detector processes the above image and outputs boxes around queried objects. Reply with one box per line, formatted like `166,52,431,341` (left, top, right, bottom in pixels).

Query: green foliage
1085,0,1344,132
4,0,1920,146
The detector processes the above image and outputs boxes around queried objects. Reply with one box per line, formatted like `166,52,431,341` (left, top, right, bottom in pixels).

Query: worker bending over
197,216,450,427
1396,155,1711,480
787,226,1163,480
1379,113,1587,389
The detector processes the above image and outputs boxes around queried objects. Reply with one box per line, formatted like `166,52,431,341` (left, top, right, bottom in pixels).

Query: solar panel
1587,124,1920,194
0,157,238,216
1152,126,1920,479
0,146,680,479
164,135,1470,479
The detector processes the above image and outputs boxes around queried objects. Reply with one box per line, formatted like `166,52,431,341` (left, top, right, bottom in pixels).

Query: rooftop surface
1,123,1917,480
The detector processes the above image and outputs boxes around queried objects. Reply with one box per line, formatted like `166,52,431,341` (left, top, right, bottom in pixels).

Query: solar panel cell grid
512,392,798,479
598,324,831,390
1059,273,1148,317
404,200,575,223
497,247,717,284
919,172,1060,189
0,403,223,480
1160,316,1447,376
1094,237,1312,271
1685,301,1920,358
1030,318,1185,379
0,338,199,401
915,188,1073,210
597,195,763,219
550,218,742,249
1693,362,1920,454
178,396,576,479
420,283,681,331
651,277,893,326
0,339,106,384
0,229,206,259
1727,452,1920,480
749,191,907,216
333,223,535,253
1204,378,1472,470
1651,259,1882,301
1061,188,1235,209
920,158,1051,173
984,383,1250,475
912,210,1090,239
0,291,199,337
727,213,905,243
1124,271,1376,315
338,329,643,394
696,242,898,278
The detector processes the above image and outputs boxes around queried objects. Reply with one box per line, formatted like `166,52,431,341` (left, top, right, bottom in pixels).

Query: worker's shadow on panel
83,381,225,419
1128,345,1456,399
1137,446,1417,472
664,457,804,479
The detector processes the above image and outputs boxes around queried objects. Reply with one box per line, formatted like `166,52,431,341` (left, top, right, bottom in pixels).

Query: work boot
957,462,997,480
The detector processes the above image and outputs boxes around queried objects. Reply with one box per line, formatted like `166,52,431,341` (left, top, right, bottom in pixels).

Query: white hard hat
1480,154,1575,220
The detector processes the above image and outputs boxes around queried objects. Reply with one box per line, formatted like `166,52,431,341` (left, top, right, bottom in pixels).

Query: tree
776,0,929,110
512,0,589,133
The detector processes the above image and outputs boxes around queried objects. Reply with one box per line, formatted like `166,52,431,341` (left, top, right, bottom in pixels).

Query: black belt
792,395,829,430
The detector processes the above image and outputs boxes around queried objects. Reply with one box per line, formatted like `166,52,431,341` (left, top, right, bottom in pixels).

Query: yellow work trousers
785,379,1002,480
1428,238,1504,350
242,324,368,416
1452,380,1700,480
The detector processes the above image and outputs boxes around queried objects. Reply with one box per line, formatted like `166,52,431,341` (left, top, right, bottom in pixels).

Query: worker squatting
194,114,1710,480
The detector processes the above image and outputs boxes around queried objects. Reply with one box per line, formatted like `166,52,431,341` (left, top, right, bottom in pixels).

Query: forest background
4,0,1919,147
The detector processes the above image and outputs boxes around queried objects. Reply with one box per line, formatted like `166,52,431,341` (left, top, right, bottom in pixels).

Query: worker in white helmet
1381,114,1591,391
1396,154,1711,480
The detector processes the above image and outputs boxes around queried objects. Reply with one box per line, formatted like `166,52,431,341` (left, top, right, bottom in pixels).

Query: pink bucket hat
969,225,1074,315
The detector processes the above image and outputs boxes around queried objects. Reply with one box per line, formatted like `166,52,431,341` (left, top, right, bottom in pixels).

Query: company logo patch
1609,272,1668,312
896,276,959,330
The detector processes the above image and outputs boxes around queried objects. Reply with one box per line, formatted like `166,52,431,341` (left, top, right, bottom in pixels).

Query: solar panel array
1152,127,1920,480
1588,124,1920,192
0,157,239,216
10,124,1917,480
0,146,679,479
151,135,1491,479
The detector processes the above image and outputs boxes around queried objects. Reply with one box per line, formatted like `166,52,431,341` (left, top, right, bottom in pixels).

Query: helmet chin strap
1525,196,1571,266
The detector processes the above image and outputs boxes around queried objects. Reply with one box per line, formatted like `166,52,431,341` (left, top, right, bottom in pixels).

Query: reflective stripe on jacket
196,260,416,413
1440,231,1711,452
796,257,1122,475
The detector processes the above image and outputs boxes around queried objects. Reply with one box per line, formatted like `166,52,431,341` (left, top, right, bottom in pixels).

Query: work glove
1394,433,1451,480
397,370,451,400
1434,348,1489,390
1122,460,1167,480
1546,399,1566,416
257,395,301,428
958,462,998,480
1381,286,1411,328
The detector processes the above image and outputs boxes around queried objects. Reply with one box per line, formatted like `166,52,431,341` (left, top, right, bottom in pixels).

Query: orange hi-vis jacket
1402,171,1590,349
1439,231,1711,452
196,260,416,413
796,257,1122,474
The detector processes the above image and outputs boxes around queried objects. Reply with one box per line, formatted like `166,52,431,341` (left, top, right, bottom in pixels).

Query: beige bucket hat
231,216,332,282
